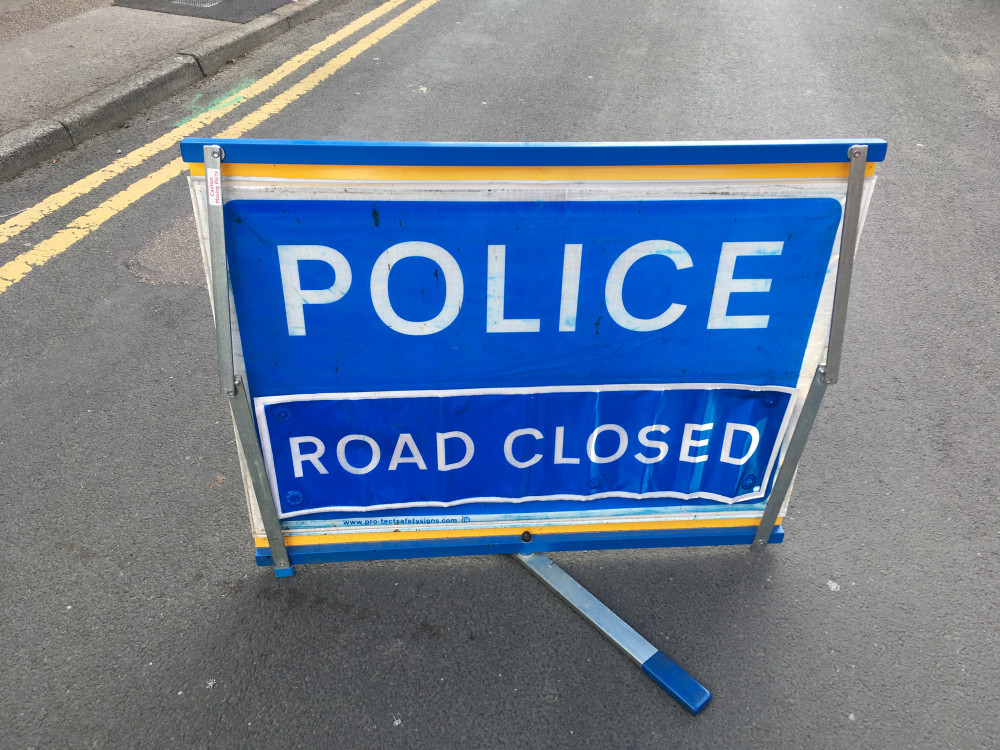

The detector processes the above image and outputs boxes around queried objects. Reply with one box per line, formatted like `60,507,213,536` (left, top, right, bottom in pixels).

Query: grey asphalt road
1,0,998,747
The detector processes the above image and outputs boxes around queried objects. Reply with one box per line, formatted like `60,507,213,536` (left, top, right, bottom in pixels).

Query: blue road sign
182,138,885,563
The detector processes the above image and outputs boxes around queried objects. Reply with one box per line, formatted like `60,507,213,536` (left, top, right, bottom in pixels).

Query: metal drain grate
114,0,286,23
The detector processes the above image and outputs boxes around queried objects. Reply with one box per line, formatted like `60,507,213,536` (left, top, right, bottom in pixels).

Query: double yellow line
0,0,440,296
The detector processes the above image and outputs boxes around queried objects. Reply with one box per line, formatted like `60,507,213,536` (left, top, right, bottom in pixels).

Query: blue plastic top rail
180,138,887,167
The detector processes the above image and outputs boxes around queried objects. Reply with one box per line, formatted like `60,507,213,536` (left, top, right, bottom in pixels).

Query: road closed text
289,419,762,478
259,386,795,517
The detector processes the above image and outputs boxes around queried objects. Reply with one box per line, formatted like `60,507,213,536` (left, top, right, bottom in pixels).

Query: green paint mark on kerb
174,79,257,127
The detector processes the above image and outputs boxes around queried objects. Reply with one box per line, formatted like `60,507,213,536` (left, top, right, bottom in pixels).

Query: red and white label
207,167,222,206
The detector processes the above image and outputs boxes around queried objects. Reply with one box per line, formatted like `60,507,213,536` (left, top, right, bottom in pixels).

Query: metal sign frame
185,138,883,711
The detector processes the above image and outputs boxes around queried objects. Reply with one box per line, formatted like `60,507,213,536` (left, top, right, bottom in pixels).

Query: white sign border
255,383,797,519
188,175,876,534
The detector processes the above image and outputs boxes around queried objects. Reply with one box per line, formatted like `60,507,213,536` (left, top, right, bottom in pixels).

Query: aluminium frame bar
203,145,292,577
752,144,868,549
751,366,828,550
824,144,869,385
230,377,293,575
204,146,236,399
515,552,711,714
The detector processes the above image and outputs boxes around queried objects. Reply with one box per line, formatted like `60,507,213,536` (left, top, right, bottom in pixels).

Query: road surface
1,0,998,747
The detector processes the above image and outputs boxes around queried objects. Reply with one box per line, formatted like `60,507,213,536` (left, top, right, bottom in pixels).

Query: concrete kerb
182,13,290,77
0,120,75,180
58,55,204,144
0,0,346,182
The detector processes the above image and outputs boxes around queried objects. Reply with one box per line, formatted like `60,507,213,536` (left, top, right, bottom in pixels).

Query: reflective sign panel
182,138,884,564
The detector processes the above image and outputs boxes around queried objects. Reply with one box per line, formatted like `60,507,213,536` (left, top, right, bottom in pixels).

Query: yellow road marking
0,0,414,248
0,0,441,296
215,0,441,138
0,159,188,291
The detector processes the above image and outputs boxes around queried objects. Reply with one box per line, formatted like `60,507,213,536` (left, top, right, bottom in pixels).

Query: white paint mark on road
827,580,841,591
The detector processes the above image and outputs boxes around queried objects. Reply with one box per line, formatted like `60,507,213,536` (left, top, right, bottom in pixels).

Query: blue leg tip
274,566,295,578
641,651,712,714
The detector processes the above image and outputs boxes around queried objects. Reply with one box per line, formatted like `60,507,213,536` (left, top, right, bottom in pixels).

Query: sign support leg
751,367,828,550
514,552,711,714
824,144,869,385
230,377,293,576
203,144,292,577
753,144,866,550
203,145,236,400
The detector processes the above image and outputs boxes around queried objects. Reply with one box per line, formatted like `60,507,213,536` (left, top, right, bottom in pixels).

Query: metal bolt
211,149,220,159
521,531,532,542
824,377,834,384
851,147,863,159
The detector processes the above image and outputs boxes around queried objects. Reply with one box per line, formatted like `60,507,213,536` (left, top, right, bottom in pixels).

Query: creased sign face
213,188,846,522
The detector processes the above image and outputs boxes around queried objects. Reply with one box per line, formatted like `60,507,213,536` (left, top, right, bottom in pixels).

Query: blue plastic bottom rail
256,525,784,566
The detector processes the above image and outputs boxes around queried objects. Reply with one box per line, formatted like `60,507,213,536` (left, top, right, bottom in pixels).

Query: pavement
0,0,345,181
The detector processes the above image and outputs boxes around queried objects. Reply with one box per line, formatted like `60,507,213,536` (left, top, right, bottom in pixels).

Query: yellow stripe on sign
254,516,784,547
0,0,415,248
0,0,441,296
187,161,877,182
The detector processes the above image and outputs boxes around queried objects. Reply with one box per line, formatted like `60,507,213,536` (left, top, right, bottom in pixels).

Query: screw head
521,530,532,543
